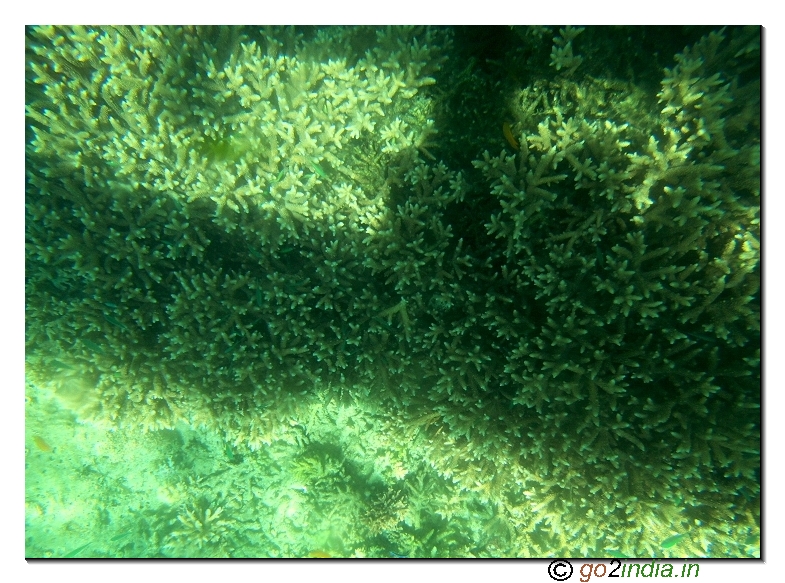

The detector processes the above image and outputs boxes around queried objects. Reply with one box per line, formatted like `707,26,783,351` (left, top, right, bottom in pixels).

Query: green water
25,25,760,558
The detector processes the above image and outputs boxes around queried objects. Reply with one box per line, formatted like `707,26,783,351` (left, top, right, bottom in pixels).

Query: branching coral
164,501,234,557
363,486,409,536
459,26,760,555
25,25,450,432
26,26,759,558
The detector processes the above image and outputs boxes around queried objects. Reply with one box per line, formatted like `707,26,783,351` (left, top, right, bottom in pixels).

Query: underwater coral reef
25,25,759,558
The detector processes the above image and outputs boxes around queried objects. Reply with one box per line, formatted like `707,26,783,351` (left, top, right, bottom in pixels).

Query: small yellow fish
503,122,520,151
308,551,332,558
33,435,53,452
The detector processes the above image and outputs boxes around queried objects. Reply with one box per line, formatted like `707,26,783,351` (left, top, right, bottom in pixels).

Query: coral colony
26,26,759,558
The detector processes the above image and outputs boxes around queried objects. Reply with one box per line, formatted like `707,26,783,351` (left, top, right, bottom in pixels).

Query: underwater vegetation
25,25,759,558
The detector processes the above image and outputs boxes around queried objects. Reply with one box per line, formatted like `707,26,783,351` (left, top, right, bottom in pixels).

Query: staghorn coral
26,25,449,435
26,26,759,558
362,486,408,536
550,26,585,75
459,25,759,556
163,500,235,557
